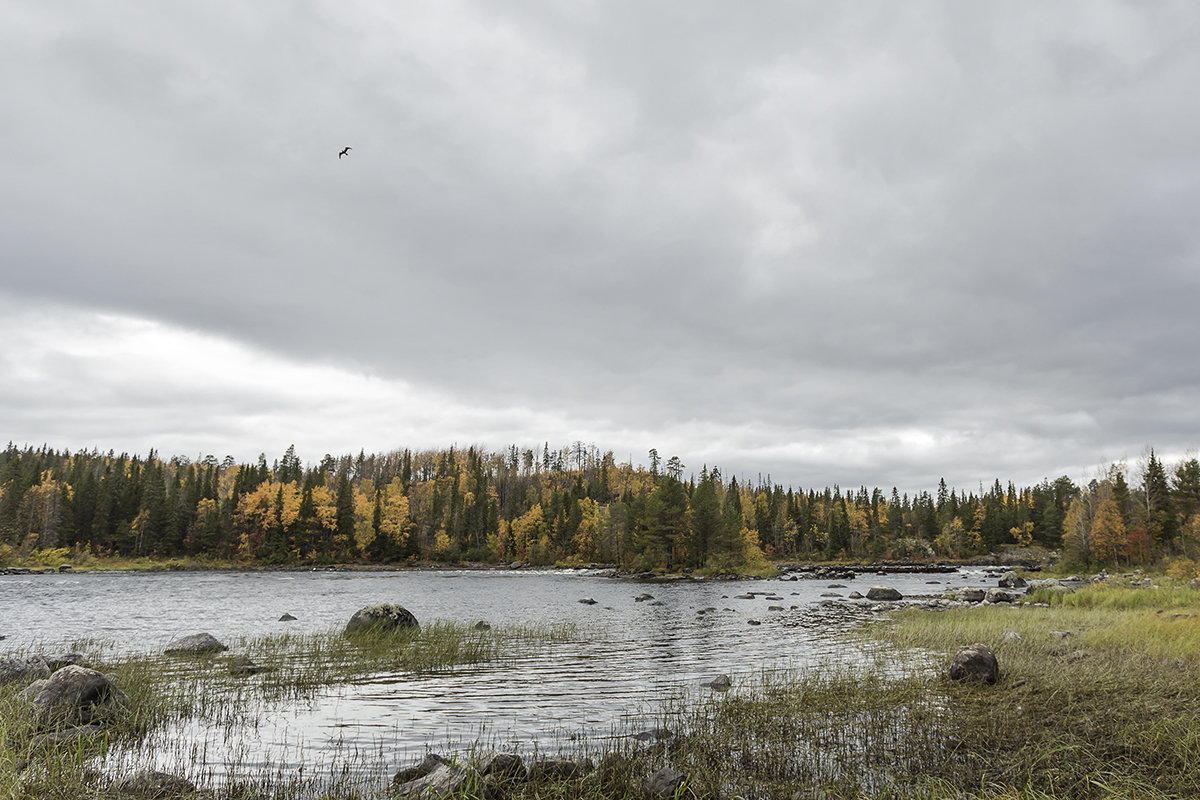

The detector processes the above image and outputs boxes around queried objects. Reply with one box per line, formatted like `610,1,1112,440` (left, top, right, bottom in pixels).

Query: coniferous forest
1,442,1198,573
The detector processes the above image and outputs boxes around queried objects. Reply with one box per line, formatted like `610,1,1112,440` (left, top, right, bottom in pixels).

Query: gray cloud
2,0,1198,493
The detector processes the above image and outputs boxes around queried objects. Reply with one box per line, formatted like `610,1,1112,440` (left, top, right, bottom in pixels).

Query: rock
115,770,196,797
44,652,85,670
164,632,227,655
0,655,51,684
999,630,1024,644
734,593,755,600
645,766,688,799
28,722,105,749
984,588,1016,604
956,587,986,603
393,753,447,785
747,619,762,625
949,643,999,684
702,674,731,690
634,593,655,602
1051,630,1074,639
278,613,297,621
631,726,673,742
474,621,491,630
228,656,264,677
27,664,129,726
477,750,525,779
528,758,591,781
848,591,864,599
394,763,482,798
768,605,784,611
998,571,1028,589
827,584,847,589
866,586,902,601
57,564,73,573
344,603,419,635
578,598,598,605
820,592,841,598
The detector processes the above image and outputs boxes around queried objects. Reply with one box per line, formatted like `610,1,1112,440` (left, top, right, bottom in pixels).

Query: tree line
1,442,1198,571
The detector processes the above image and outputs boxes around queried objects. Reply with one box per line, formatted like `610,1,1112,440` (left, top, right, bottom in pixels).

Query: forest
1,442,1198,573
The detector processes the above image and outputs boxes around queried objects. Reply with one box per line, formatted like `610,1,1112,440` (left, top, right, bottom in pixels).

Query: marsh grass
0,621,579,799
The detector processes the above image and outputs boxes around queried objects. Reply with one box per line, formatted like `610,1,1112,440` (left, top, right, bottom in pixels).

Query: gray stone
631,726,673,742
473,620,491,630
278,613,297,621
702,673,731,690
392,753,447,785
949,643,999,684
228,655,264,677
645,766,688,799
956,587,986,603
866,586,902,601
394,763,482,798
164,632,227,656
999,630,1024,644
998,571,1028,589
0,655,50,684
984,588,1016,604
44,652,85,670
634,593,655,602
115,770,196,797
477,750,525,779
29,723,105,749
344,603,419,635
29,664,130,726
578,598,598,605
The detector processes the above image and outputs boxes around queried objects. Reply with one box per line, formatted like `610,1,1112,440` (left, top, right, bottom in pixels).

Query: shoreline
2,555,1043,579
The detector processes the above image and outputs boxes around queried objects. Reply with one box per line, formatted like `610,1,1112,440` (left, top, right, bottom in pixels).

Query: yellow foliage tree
1088,497,1127,564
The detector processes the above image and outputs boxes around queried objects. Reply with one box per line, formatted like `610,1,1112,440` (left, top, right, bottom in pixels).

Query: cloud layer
2,1,1198,491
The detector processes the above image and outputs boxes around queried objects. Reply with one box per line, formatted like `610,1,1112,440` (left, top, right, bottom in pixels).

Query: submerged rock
164,632,227,656
115,770,196,798
949,643,999,684
344,603,419,635
473,620,491,630
702,673,732,690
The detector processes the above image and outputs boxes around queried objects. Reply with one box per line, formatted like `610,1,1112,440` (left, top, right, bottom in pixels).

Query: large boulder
984,588,1016,604
0,655,51,684
949,643,999,685
956,587,986,603
477,750,526,779
344,603,420,636
27,664,129,726
164,632,227,656
866,586,903,601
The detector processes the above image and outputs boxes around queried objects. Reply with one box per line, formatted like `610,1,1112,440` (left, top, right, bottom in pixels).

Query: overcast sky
2,1,1198,493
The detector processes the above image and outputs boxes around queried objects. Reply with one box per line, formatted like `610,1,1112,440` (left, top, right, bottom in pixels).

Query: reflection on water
1,567,999,786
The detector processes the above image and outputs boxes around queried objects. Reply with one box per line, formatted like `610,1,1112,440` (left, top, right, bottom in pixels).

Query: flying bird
338,147,351,159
